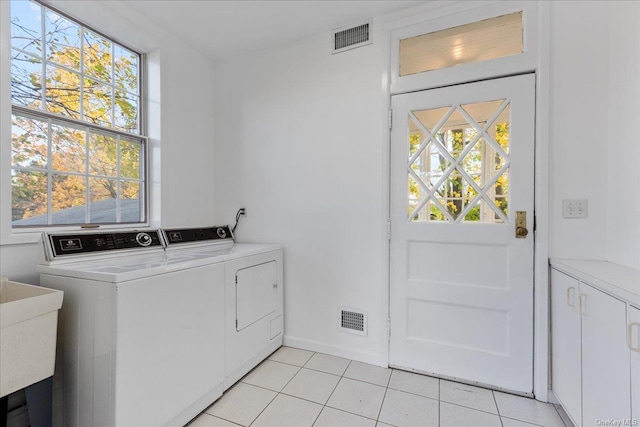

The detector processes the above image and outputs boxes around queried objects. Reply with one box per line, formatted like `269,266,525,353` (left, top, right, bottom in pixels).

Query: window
10,0,145,227
407,99,510,223
399,12,523,76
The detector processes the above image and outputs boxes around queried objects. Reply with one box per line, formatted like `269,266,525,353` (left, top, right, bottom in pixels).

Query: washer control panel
48,230,163,258
163,226,233,246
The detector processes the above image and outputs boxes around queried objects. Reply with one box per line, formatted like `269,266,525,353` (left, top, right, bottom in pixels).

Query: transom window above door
399,12,523,76
407,99,510,223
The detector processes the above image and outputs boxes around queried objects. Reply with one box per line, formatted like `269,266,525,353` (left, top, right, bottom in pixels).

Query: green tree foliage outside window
10,0,144,226
408,122,510,222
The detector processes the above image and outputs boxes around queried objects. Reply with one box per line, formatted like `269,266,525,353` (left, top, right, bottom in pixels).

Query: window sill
1,223,153,246
0,232,42,246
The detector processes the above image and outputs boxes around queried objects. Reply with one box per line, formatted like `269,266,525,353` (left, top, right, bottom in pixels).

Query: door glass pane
407,100,510,223
400,12,523,76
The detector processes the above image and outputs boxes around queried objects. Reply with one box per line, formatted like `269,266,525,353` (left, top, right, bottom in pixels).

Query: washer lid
38,251,223,282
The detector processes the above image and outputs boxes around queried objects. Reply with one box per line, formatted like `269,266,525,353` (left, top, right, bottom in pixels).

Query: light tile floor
188,347,570,427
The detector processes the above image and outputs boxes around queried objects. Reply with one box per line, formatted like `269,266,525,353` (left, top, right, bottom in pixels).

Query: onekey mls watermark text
595,419,638,427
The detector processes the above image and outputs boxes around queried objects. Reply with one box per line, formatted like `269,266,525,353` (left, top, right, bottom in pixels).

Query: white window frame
390,1,538,95
2,0,151,240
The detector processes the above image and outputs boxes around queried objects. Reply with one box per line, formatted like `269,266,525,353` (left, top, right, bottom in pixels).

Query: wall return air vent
332,21,372,54
338,307,368,336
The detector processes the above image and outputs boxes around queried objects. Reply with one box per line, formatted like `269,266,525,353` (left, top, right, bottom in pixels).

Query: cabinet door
630,306,640,421
551,269,582,426
236,261,278,330
581,283,631,425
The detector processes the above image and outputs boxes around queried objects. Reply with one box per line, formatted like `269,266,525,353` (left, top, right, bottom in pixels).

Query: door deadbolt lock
515,211,528,238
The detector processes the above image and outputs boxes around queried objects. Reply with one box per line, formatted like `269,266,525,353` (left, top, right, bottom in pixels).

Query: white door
389,74,535,393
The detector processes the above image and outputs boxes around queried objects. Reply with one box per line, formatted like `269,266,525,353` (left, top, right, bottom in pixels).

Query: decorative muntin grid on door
407,99,511,223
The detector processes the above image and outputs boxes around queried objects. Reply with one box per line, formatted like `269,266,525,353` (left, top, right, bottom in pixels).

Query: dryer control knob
216,228,227,239
136,232,152,246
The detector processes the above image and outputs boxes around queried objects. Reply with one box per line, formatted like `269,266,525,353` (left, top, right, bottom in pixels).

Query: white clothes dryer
162,227,284,390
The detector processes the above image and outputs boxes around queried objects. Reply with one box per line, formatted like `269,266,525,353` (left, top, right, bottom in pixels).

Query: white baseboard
547,390,577,427
283,335,385,367
547,389,561,405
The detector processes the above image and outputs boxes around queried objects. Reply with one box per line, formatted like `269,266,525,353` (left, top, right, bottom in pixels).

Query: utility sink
0,279,63,397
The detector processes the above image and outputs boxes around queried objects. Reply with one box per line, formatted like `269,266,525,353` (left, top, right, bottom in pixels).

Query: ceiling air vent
338,307,368,336
332,21,372,54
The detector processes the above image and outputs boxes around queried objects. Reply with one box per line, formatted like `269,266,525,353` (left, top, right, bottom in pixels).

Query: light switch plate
562,199,588,218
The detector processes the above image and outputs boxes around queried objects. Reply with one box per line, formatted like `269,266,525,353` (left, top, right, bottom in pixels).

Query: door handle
566,287,576,308
515,211,528,238
629,322,640,352
578,293,587,316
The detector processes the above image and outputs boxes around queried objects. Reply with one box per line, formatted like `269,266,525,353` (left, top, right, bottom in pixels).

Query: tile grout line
322,359,353,415
321,359,388,424
186,412,243,427
491,390,504,427
374,367,394,424
246,387,280,427
247,348,312,427
203,413,245,427
501,415,547,427
310,365,347,427
439,399,502,417
230,348,558,427
438,378,441,427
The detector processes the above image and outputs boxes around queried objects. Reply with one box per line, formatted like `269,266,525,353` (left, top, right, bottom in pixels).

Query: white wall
606,1,640,270
214,30,388,363
0,1,217,282
214,1,640,366
548,1,640,270
548,1,610,262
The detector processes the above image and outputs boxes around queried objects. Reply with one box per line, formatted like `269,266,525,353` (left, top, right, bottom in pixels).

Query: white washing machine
39,230,226,427
162,227,284,390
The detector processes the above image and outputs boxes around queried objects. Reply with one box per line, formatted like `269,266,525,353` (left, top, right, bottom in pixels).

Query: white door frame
376,0,551,402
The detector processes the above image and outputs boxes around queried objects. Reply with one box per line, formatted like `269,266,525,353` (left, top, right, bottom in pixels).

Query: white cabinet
551,269,582,426
631,306,640,421
551,267,634,427
580,283,630,425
